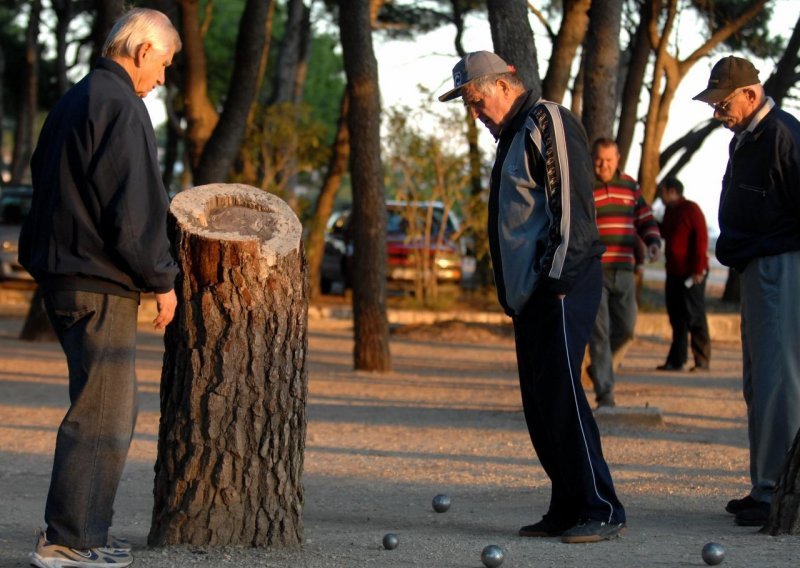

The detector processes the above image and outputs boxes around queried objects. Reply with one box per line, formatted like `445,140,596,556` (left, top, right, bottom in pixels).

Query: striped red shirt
594,173,661,270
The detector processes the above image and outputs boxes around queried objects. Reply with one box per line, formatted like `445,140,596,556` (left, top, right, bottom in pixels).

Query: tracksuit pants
512,258,626,526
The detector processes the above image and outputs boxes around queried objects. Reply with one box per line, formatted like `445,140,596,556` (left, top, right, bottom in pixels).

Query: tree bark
307,92,350,300
19,287,56,342
541,0,590,104
10,0,40,185
582,0,622,145
487,0,541,98
179,0,219,172
764,428,800,535
338,0,391,372
616,0,652,168
194,0,272,184
149,183,307,547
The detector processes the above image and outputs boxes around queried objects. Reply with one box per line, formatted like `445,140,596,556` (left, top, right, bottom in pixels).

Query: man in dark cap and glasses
694,55,800,528
440,51,626,544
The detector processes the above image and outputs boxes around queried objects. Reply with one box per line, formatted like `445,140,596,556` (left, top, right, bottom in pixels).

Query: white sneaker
29,528,133,568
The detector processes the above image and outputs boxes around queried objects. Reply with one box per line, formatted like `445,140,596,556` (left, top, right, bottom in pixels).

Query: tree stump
764,428,800,535
148,183,308,548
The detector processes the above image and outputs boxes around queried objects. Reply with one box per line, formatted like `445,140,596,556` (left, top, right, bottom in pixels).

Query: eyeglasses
710,89,741,113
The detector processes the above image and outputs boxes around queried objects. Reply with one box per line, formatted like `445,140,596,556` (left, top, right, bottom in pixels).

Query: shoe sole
30,551,133,568
560,526,626,544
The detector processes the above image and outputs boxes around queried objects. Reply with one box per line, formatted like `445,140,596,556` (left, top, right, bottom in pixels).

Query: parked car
0,184,34,280
320,200,470,294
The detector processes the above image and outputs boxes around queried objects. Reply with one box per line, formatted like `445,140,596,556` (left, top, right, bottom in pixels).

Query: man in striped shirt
588,139,661,408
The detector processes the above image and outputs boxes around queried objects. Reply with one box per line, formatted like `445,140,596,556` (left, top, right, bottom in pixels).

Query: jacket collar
94,57,136,93
499,90,541,139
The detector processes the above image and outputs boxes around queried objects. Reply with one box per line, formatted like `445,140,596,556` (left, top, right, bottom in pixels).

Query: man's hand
692,273,705,285
647,242,661,262
153,290,177,330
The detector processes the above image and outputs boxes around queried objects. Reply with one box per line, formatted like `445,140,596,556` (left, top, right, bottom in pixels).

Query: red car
320,201,467,294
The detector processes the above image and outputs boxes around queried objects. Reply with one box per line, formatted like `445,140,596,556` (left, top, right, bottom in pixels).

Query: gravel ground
1,313,798,568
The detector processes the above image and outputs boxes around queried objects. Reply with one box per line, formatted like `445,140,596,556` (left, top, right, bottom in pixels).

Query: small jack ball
432,494,451,513
382,533,399,550
481,544,504,568
701,542,725,565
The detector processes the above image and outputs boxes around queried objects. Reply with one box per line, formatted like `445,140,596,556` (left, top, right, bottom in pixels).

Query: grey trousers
42,289,139,548
588,268,637,399
740,251,800,503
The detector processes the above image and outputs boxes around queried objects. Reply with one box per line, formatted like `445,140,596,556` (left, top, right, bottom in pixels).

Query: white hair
102,8,181,58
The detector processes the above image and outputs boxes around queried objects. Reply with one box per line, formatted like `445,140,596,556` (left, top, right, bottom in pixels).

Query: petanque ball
432,493,451,513
701,542,725,565
382,533,399,550
481,544,504,568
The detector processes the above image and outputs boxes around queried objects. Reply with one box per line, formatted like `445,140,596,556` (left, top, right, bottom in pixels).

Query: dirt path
1,314,798,567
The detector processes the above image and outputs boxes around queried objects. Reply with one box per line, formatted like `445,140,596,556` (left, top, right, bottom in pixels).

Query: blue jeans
588,268,637,399
740,252,800,503
42,289,139,549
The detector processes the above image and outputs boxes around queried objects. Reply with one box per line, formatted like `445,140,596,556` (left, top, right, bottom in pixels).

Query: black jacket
488,90,604,315
716,103,800,271
20,58,177,299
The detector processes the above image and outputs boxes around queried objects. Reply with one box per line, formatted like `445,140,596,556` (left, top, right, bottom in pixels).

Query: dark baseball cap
693,56,760,104
438,51,512,102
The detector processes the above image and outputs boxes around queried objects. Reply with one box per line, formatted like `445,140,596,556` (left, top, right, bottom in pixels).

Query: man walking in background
656,177,711,372
20,8,181,567
439,51,626,543
694,55,800,527
588,139,661,408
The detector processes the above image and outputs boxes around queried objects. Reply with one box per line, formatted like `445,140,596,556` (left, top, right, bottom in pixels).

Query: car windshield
387,206,452,237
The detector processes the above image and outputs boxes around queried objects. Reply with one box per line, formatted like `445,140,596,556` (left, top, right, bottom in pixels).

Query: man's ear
134,42,153,66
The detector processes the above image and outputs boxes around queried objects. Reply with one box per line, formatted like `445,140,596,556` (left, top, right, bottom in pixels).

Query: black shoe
518,517,570,537
656,363,683,371
734,502,770,527
690,365,709,372
560,519,626,543
725,495,758,515
596,393,616,408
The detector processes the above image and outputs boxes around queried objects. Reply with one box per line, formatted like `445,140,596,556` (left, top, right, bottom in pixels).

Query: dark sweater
20,58,177,299
661,197,708,280
716,104,800,271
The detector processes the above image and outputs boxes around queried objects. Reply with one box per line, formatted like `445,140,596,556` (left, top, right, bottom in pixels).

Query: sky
368,0,798,236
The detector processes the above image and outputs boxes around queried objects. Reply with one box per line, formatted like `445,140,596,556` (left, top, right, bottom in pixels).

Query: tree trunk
194,0,273,185
616,0,652,168
338,0,391,372
487,0,541,98
541,0,590,104
180,0,219,172
307,91,350,300
19,287,56,342
89,0,124,64
10,0,40,185
764,427,800,535
582,0,622,144
149,183,308,547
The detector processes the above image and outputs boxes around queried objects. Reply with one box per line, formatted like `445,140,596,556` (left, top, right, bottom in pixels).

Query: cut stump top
170,183,302,266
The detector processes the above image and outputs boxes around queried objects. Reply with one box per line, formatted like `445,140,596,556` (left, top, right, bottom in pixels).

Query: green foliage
302,32,345,145
235,100,330,194
691,0,783,58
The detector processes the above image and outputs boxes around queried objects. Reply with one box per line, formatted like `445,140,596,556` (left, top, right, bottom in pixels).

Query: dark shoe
734,502,770,527
725,495,759,515
560,519,626,543
518,517,569,537
689,365,709,372
656,363,683,371
596,393,616,408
